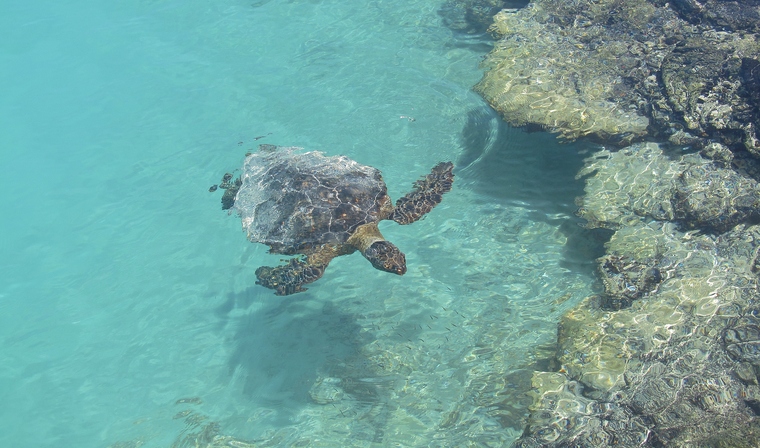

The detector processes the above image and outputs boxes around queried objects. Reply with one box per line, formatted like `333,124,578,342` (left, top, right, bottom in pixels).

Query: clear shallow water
0,0,600,446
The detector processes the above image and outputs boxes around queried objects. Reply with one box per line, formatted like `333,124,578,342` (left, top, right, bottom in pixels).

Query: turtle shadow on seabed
214,285,389,429
456,106,612,274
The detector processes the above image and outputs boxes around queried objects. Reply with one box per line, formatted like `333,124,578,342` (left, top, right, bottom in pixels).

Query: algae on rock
474,6,649,143
439,0,528,34
475,0,760,153
517,142,760,446
519,223,760,447
577,142,760,234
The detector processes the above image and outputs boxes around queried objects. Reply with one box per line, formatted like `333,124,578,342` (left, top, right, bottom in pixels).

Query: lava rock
671,162,760,233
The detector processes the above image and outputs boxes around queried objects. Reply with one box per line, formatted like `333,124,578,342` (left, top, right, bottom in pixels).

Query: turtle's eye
387,263,405,275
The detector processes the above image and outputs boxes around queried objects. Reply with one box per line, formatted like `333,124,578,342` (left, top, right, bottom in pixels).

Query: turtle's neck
347,222,385,252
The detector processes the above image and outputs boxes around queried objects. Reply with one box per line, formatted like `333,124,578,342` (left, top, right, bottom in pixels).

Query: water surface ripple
0,0,600,446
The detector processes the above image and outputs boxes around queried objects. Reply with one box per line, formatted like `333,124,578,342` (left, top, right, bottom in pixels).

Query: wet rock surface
672,162,760,233
439,0,528,34
517,142,760,446
576,142,760,234
475,0,760,152
476,2,760,439
597,254,662,310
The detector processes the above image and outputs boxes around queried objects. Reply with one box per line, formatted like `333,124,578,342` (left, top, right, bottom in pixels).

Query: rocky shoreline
469,0,760,445
518,142,760,446
475,0,760,152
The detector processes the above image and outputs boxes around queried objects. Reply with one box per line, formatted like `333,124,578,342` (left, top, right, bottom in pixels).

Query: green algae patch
475,7,649,143
520,223,760,446
517,142,760,446
577,142,760,234
476,0,760,152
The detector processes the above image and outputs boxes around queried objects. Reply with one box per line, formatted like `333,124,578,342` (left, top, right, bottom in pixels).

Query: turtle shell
234,146,390,254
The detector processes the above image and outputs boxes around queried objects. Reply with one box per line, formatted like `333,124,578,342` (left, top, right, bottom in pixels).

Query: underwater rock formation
576,142,760,234
672,162,760,233
670,0,760,34
439,0,528,34
475,0,760,152
597,254,662,310
516,143,760,446
519,225,760,447
476,2,760,435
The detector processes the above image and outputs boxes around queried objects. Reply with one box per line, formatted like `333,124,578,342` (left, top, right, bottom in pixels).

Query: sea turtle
210,172,243,210
218,144,454,295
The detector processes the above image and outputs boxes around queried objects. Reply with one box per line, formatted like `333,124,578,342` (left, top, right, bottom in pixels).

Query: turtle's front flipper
255,258,327,296
391,162,454,224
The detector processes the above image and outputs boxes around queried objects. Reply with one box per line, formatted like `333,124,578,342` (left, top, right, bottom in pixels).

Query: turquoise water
0,0,601,446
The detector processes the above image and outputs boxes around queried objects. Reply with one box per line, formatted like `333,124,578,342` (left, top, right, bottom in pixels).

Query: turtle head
363,241,406,275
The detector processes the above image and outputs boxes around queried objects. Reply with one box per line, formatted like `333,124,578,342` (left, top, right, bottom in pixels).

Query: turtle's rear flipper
391,162,454,224
255,258,327,296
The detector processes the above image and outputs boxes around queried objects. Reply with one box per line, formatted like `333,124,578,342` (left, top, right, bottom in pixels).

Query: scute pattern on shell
234,146,389,254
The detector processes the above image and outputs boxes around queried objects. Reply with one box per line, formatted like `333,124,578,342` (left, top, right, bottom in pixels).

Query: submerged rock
576,143,678,229
597,254,662,310
577,142,760,234
475,0,760,152
672,162,760,233
517,142,760,445
472,0,760,444
474,2,651,143
519,221,760,446
439,0,528,34
670,0,760,34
